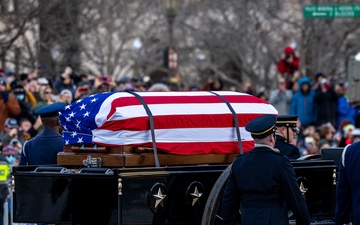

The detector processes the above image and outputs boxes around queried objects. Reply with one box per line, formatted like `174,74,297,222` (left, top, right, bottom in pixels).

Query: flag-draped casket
58,91,278,155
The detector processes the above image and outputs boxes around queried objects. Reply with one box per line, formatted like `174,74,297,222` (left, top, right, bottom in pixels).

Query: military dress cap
276,115,299,133
35,102,66,118
245,115,277,139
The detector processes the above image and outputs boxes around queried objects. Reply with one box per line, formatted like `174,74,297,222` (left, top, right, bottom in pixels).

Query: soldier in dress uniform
275,115,301,159
19,102,66,165
335,142,360,225
222,115,310,225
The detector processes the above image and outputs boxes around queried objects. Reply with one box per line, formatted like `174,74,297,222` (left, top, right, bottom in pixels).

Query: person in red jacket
278,46,300,90
278,46,300,75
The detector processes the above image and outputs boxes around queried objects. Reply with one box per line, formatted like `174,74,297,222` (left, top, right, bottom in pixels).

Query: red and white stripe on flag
92,91,278,155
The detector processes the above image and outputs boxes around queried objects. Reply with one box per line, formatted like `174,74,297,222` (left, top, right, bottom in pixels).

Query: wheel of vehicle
201,165,232,225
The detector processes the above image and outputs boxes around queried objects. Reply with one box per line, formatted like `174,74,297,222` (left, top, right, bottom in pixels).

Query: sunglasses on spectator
44,91,52,94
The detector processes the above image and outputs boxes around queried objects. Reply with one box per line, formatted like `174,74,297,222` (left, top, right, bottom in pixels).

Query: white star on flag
77,137,84,143
71,131,77,137
79,103,86,110
69,111,75,118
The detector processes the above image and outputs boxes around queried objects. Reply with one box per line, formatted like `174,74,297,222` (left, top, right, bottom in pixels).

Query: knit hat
284,46,294,55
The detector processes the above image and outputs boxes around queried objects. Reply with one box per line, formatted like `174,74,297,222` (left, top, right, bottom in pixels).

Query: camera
79,87,89,93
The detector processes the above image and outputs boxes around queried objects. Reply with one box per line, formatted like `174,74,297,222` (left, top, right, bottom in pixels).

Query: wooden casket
57,91,277,167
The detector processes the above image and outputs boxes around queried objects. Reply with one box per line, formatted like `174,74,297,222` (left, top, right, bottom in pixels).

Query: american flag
58,91,277,155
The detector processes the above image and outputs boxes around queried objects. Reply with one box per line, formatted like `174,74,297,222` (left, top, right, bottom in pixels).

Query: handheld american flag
58,91,277,155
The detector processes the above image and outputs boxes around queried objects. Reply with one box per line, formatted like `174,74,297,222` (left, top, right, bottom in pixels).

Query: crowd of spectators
271,46,360,157
0,51,359,166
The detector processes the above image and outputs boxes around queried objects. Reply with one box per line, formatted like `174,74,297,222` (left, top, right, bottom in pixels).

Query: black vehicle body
13,164,227,225
12,156,338,225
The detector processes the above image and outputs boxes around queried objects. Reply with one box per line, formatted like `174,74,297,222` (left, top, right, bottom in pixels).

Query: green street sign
304,5,360,18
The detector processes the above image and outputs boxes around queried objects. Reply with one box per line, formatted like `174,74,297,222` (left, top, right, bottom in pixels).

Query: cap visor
292,127,300,133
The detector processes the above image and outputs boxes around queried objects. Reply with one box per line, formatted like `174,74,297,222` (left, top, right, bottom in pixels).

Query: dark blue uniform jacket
19,129,63,165
275,134,300,159
335,142,360,225
222,146,310,225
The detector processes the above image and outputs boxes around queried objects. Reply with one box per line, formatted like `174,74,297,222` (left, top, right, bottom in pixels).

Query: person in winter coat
290,77,317,129
269,76,292,114
0,77,21,131
336,83,359,129
314,78,338,127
